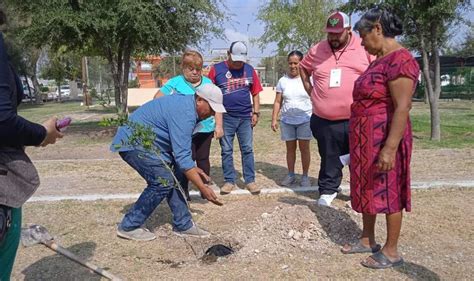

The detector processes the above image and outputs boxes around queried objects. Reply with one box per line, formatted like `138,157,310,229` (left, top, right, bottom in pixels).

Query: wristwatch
253,112,260,117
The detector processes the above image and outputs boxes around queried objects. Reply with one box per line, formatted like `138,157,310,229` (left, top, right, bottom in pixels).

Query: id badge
329,68,342,88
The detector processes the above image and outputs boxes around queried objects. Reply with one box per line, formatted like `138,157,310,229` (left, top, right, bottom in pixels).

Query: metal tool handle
44,240,123,281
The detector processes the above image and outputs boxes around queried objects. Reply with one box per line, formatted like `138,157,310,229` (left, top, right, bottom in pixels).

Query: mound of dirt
234,202,361,258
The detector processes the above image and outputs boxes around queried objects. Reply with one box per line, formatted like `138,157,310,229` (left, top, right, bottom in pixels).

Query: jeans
310,114,349,195
178,132,213,200
119,150,192,232
219,114,255,184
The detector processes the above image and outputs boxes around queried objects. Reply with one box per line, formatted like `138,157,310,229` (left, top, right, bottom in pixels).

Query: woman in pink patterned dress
340,8,420,269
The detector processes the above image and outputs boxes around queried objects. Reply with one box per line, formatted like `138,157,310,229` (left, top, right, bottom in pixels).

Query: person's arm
0,34,62,147
213,112,224,139
250,69,263,127
299,66,313,96
153,90,165,99
376,77,415,172
252,94,260,128
168,107,221,205
271,92,282,132
154,79,175,99
184,168,222,205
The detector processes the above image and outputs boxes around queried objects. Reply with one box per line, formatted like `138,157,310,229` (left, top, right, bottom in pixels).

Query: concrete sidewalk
28,180,474,203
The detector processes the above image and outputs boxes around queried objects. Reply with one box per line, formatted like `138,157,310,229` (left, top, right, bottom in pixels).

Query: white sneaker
281,174,296,187
300,176,311,187
318,193,338,207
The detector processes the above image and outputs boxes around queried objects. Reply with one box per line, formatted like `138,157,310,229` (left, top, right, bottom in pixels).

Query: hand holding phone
56,117,72,132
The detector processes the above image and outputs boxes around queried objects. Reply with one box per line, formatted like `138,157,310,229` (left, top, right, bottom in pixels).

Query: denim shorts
280,121,312,141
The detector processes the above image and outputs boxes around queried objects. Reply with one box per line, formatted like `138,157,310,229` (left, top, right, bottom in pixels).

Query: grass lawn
410,101,474,148
18,101,116,123
18,100,474,149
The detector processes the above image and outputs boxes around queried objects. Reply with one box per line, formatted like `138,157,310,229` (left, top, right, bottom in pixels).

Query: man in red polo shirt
300,11,373,207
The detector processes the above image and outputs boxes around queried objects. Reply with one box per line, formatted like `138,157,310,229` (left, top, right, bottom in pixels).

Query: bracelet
253,112,260,117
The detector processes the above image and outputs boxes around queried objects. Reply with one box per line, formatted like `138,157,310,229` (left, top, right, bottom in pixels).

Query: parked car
56,85,71,98
22,85,37,102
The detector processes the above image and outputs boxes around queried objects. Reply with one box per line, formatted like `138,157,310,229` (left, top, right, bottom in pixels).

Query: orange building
134,56,167,88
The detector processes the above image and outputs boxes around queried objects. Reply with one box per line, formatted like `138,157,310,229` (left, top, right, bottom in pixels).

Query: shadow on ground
209,166,245,188
396,262,440,280
21,242,102,281
255,161,318,187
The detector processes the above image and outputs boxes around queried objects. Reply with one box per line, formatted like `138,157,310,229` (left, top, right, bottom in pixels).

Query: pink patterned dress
349,49,419,215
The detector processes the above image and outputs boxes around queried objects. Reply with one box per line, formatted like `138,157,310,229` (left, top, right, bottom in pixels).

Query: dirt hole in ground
202,244,234,263
184,237,240,264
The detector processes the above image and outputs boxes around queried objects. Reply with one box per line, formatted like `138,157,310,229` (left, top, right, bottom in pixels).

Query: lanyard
331,40,350,66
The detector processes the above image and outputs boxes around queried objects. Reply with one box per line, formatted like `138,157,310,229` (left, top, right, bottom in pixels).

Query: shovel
21,224,122,281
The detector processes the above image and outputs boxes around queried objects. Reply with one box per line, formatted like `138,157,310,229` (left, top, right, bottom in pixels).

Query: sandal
361,251,404,269
341,241,381,254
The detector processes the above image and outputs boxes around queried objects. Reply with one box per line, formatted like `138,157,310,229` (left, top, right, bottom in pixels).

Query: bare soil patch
11,188,473,280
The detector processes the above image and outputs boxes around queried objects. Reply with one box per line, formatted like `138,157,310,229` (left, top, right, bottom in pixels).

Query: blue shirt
160,75,215,133
110,94,198,171
208,61,263,118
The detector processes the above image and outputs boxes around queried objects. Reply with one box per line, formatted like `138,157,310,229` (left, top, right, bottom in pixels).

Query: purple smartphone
56,117,72,132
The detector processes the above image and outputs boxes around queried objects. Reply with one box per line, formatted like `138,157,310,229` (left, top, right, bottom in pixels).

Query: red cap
325,11,351,33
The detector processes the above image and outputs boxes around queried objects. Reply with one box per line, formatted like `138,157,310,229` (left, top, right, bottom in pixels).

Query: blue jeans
119,150,192,232
219,114,255,184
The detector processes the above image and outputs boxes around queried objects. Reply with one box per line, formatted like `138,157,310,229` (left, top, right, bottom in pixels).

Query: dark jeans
119,150,192,232
177,132,213,199
310,114,349,195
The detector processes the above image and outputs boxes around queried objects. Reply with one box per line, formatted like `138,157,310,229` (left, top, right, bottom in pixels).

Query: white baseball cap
196,84,226,113
229,41,248,62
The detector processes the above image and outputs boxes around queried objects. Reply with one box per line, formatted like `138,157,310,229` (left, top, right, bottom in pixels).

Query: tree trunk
423,82,429,104
420,35,441,141
120,39,131,115
106,39,130,116
30,50,42,104
31,74,42,104
57,81,62,102
81,56,91,106
430,25,442,141
23,74,34,104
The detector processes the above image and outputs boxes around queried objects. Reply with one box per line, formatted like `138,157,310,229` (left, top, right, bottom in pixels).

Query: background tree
41,48,81,102
342,0,471,141
256,0,341,53
6,0,225,115
153,55,183,81
258,53,288,86
449,25,474,57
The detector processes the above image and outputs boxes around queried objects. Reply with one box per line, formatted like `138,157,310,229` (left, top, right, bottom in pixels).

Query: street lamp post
246,23,250,62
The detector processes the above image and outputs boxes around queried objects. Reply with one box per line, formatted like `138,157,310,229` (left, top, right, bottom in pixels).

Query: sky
200,0,361,65
202,0,474,66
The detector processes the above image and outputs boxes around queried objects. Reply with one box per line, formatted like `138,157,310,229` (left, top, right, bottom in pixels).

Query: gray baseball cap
229,41,248,62
196,84,226,113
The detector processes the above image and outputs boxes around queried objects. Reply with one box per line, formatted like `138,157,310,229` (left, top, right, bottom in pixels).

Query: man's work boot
246,182,261,195
220,182,235,195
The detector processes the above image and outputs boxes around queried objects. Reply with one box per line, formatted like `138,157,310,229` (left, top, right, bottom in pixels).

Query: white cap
229,41,248,62
196,84,226,113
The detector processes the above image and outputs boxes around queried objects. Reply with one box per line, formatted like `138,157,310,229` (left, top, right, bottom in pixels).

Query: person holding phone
0,11,63,280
